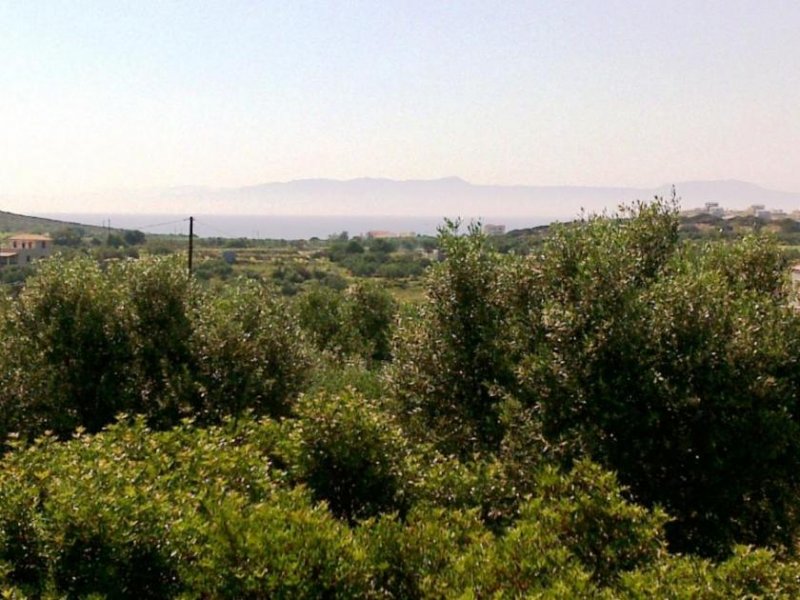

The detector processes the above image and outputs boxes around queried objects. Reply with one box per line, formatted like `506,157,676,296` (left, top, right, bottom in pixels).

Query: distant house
483,224,506,236
792,264,800,287
0,233,53,267
366,230,395,239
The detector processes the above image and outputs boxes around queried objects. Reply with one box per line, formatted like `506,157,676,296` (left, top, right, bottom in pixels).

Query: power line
192,218,242,240
132,217,191,232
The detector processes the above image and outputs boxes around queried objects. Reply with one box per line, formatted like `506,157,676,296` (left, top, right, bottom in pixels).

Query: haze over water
35,213,549,240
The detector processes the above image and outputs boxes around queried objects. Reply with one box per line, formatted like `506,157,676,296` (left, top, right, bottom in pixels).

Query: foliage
122,229,146,246
193,257,234,281
0,265,34,287
344,281,398,362
295,282,397,364
191,279,311,421
285,390,410,523
0,411,796,597
387,220,516,455
384,200,800,556
2,203,800,593
51,227,85,247
295,285,353,355
515,204,800,555
0,256,310,440
0,418,370,598
117,257,197,424
2,256,134,435
321,235,431,279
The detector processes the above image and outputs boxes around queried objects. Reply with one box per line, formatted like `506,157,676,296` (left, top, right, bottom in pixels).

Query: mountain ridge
8,178,800,219
181,177,800,219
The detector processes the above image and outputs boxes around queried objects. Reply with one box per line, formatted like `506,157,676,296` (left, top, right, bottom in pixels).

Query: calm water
34,213,551,240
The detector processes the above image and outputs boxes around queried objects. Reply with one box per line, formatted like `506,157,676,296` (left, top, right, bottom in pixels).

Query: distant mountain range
148,178,800,219
11,178,800,220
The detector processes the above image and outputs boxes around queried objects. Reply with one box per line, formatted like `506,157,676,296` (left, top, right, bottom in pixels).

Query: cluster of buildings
0,234,53,268
692,203,800,221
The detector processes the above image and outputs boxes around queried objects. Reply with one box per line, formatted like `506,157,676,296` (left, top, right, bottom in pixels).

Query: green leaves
515,202,800,555
0,413,797,597
286,390,410,523
388,221,516,455
0,256,311,441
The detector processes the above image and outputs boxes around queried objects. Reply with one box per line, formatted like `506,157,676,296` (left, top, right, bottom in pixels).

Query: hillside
0,210,110,237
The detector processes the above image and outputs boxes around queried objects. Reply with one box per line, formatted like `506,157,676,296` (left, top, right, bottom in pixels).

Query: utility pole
188,216,194,275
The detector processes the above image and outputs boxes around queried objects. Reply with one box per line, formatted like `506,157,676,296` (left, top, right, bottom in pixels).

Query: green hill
0,210,110,237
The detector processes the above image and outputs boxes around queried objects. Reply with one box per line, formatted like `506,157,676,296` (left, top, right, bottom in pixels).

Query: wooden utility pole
188,216,194,275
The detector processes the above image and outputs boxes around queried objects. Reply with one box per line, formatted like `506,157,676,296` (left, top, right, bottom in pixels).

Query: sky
2,0,800,209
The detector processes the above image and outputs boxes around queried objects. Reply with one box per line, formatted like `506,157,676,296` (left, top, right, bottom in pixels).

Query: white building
0,234,53,267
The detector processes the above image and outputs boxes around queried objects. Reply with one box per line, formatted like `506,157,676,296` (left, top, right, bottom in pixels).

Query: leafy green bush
295,282,397,364
344,282,397,363
517,211,800,555
285,390,410,523
358,506,491,598
0,418,370,598
295,285,354,355
0,257,311,440
387,221,516,455
192,279,311,421
193,257,234,281
1,255,134,436
0,416,797,597
116,256,197,424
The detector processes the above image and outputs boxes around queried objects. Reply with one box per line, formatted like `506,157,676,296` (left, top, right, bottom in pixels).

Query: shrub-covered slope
1,200,800,596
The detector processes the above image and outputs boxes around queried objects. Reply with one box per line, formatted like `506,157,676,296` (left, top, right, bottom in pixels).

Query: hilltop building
684,204,800,222
703,202,725,217
483,224,506,236
0,234,53,267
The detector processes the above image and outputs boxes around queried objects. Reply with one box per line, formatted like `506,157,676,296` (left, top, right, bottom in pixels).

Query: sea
33,214,552,240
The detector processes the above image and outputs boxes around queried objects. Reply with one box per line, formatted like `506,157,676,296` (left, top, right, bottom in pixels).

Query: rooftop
7,233,52,241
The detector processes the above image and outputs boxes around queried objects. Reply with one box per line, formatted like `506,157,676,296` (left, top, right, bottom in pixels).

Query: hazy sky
2,0,800,203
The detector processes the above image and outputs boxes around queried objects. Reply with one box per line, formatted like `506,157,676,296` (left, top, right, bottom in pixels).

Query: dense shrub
358,506,491,598
3,205,800,593
387,221,516,455
295,285,353,355
344,282,398,362
118,257,197,423
1,256,134,435
193,257,234,281
285,390,410,522
295,282,397,364
0,418,371,598
192,279,311,421
515,205,800,555
0,416,798,597
385,201,800,556
0,256,310,440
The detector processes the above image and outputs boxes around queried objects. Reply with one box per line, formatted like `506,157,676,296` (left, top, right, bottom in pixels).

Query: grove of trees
1,200,800,597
